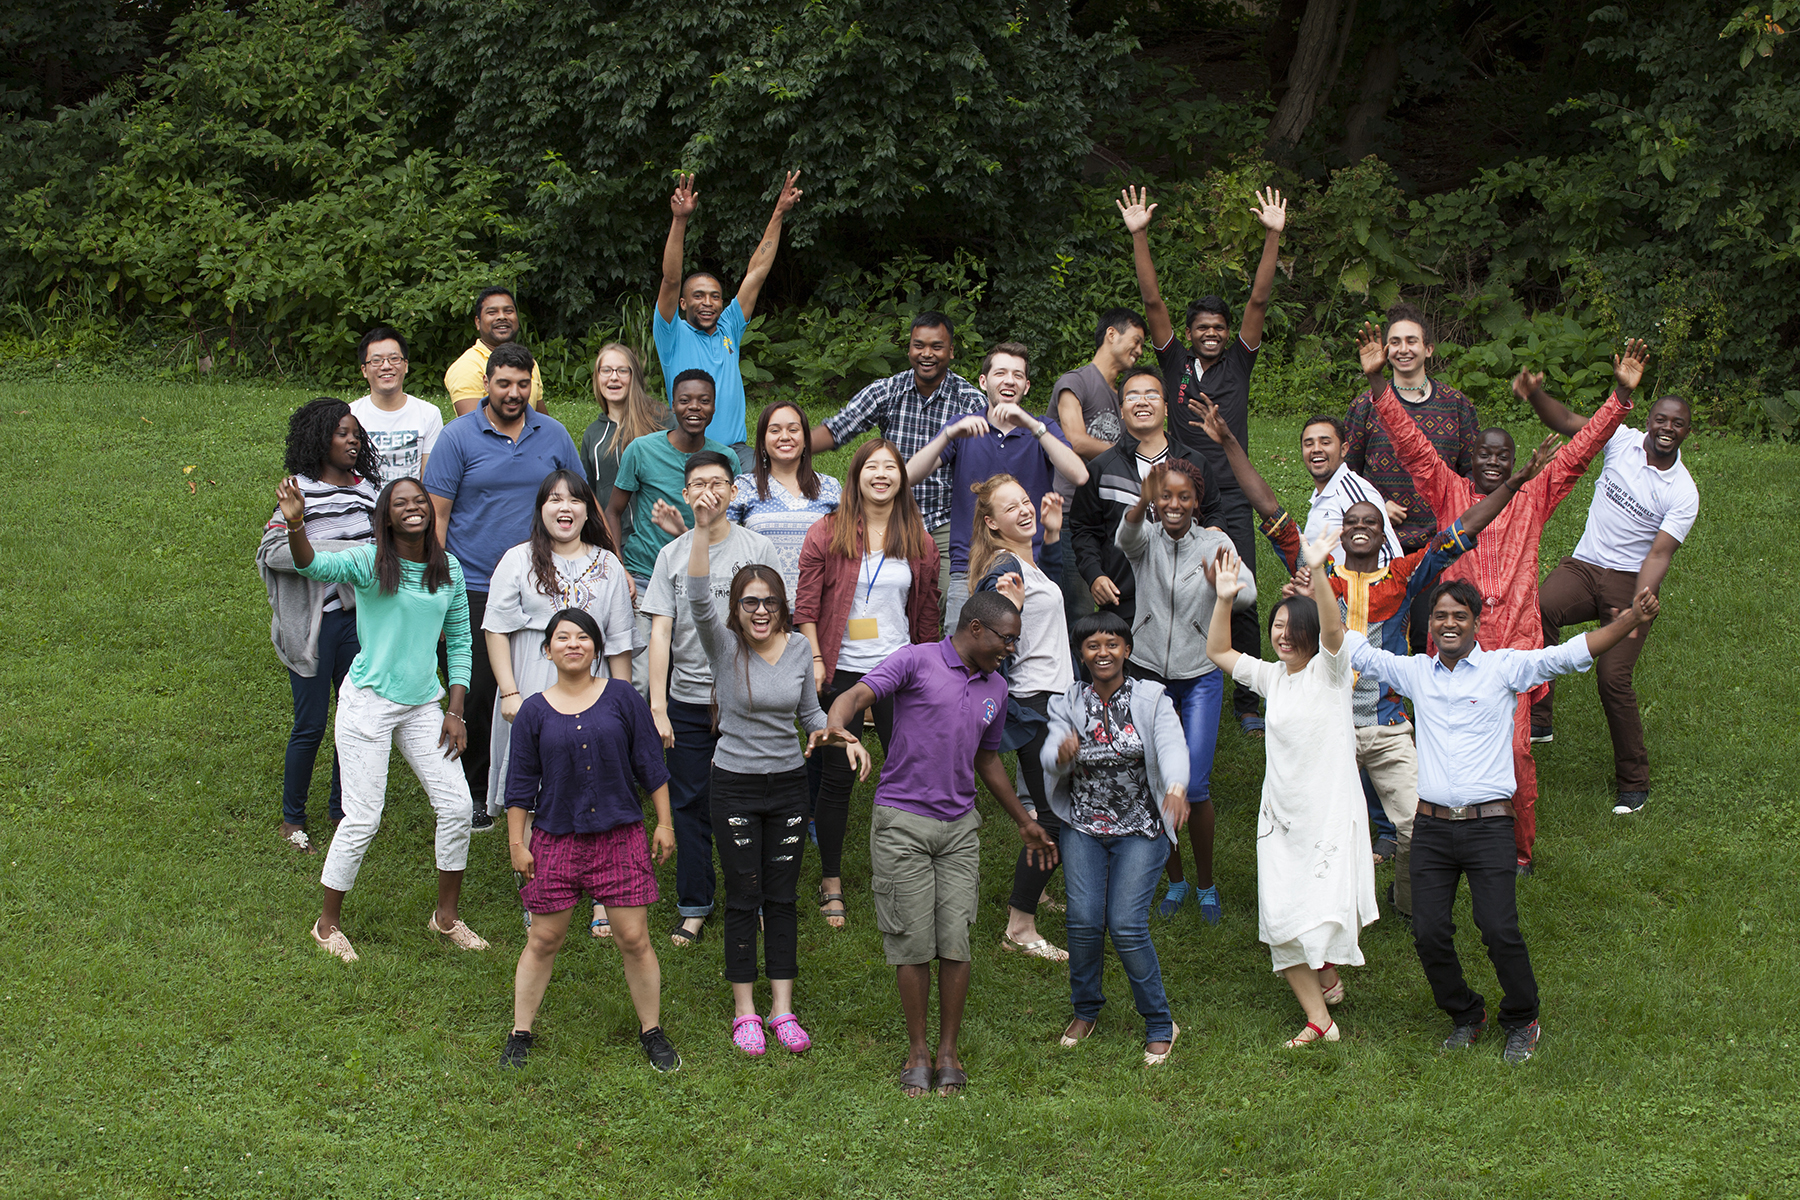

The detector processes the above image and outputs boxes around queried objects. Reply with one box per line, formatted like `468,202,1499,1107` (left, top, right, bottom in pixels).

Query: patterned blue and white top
727,474,842,599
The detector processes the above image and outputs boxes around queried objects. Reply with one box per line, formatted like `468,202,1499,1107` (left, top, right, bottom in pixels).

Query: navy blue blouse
504,682,670,834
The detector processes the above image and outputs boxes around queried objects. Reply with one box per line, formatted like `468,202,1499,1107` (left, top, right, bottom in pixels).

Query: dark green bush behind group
4,0,1799,437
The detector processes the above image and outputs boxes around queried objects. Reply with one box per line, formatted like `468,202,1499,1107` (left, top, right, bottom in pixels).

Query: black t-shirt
1156,335,1258,492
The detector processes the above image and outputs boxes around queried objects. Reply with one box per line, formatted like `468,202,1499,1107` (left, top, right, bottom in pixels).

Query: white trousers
320,682,474,894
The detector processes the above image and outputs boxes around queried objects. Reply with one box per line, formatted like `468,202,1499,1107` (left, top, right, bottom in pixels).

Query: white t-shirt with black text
1571,425,1699,571
351,393,445,482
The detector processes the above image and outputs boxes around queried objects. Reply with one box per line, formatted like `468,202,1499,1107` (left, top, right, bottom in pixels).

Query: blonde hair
591,342,669,459
966,473,1028,583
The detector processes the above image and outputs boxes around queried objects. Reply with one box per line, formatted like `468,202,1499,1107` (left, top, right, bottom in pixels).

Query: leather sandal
1285,1020,1340,1047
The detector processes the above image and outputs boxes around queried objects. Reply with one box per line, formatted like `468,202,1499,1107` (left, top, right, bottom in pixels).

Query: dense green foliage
3,0,1799,434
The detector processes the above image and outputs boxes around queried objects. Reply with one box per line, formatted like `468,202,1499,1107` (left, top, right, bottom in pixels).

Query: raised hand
1141,461,1171,507
1615,338,1649,391
670,172,698,218
687,486,725,528
1196,398,1232,445
994,572,1024,611
1056,729,1080,766
1512,369,1545,402
276,476,307,525
987,402,1031,431
1116,185,1157,234
1510,432,1563,487
1302,527,1341,571
1252,187,1287,234
1212,546,1242,599
1356,321,1386,376
774,169,803,216
946,414,989,440
1040,491,1064,536
651,498,688,537
1182,390,1214,425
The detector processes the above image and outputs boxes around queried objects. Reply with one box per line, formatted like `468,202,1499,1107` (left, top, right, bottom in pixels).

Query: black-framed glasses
738,596,781,613
994,631,1020,649
364,354,407,367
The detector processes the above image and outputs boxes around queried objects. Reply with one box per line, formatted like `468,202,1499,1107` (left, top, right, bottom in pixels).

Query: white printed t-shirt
1305,462,1403,564
1570,425,1699,571
351,393,445,481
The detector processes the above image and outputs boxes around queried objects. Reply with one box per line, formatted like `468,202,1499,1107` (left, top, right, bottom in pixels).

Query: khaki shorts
869,803,982,965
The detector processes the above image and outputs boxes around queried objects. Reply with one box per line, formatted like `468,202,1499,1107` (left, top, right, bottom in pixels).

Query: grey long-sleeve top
688,568,827,774
1116,515,1258,680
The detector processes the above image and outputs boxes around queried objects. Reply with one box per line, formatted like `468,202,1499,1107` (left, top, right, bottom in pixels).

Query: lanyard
861,551,888,607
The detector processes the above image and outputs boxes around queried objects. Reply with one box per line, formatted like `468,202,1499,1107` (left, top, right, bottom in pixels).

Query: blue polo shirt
939,414,1073,572
421,402,581,591
653,299,748,447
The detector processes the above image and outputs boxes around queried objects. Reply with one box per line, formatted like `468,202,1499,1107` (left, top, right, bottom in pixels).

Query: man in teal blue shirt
653,170,803,465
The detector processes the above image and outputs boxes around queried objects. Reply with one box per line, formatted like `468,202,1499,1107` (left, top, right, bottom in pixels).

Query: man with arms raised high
444,288,546,417
1358,324,1649,868
809,312,987,611
655,170,803,468
1523,363,1697,817
1121,184,1286,734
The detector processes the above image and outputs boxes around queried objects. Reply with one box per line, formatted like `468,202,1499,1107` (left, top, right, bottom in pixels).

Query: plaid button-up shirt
823,369,987,529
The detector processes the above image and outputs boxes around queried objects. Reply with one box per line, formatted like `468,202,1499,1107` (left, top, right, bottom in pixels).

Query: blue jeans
666,699,719,917
282,608,358,826
1063,827,1174,1043
1163,670,1224,806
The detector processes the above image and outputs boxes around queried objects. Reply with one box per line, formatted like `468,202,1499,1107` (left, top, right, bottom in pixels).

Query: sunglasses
738,596,781,613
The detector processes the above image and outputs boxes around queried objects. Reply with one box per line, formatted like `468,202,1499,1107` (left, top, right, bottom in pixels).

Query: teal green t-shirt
298,544,472,705
612,431,736,577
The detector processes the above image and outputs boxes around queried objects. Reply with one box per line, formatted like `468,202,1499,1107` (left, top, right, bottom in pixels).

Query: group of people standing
257,173,1699,1086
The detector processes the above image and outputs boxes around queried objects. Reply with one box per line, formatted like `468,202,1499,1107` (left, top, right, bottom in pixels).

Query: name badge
846,617,880,640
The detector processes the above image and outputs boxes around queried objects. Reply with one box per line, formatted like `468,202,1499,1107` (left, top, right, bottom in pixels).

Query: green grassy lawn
1,378,1796,1199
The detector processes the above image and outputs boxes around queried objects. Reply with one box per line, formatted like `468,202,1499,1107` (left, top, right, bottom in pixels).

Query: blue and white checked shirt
1346,631,1594,806
823,369,987,529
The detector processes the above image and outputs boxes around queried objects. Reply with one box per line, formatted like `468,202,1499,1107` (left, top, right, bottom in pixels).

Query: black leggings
1007,691,1062,913
711,765,808,984
813,669,895,879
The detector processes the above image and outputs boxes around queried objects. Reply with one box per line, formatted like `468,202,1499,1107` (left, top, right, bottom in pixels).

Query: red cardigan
793,517,942,680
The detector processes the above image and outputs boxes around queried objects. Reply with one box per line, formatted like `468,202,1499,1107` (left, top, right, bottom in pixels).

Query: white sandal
311,920,358,963
1144,1024,1181,1067
1285,1020,1339,1047
282,827,314,853
1000,936,1069,963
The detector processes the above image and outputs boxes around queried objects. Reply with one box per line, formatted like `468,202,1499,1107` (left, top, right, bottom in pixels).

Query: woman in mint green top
277,476,490,964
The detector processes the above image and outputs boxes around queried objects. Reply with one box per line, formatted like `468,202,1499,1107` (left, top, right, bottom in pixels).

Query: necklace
554,548,609,609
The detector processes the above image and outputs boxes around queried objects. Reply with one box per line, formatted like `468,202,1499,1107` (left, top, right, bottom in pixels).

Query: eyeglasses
686,478,732,492
596,365,632,377
738,596,781,613
364,354,407,367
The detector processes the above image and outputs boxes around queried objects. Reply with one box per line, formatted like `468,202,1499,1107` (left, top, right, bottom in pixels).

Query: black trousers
712,764,808,984
1007,692,1062,913
813,669,894,879
438,588,496,806
1217,489,1262,718
1410,813,1539,1030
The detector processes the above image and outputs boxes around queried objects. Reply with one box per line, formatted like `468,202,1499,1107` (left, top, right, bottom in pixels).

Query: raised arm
906,414,985,484
1197,400,1282,518
1515,369,1586,437
1117,186,1173,348
1239,187,1287,351
1205,546,1245,676
736,170,802,319
657,173,698,323
275,477,316,569
1302,529,1344,654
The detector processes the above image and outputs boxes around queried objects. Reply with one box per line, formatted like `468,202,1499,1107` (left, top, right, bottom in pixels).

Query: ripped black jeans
710,765,809,984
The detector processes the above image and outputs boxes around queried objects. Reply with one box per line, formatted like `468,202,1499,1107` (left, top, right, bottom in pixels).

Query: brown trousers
1532,557,1655,792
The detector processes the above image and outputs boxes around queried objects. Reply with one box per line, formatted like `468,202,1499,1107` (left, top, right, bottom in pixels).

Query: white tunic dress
481,542,637,811
1231,643,1378,971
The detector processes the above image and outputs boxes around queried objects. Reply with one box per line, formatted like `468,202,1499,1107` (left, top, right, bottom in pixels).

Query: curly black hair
285,396,381,484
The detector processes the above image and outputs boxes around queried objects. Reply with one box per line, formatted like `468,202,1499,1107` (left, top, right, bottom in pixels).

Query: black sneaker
499,1029,534,1069
640,1026,682,1073
1384,881,1412,925
471,806,495,832
1529,726,1554,744
1440,1012,1487,1051
1502,1020,1541,1064
1612,790,1647,815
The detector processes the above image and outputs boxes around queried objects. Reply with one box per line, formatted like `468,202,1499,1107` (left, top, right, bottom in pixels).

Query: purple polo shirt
860,638,1008,822
939,414,1072,572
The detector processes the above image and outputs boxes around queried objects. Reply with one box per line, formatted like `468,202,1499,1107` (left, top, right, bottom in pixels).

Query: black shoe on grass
640,1026,682,1073
499,1029,534,1069
1529,726,1553,744
1612,790,1647,815
471,806,495,832
1503,1021,1541,1064
1440,1013,1487,1051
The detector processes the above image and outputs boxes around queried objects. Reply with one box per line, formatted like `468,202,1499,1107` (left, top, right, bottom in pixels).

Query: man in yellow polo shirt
444,286,546,416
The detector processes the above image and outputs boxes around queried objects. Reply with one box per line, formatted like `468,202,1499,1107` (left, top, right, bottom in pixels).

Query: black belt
1418,800,1516,821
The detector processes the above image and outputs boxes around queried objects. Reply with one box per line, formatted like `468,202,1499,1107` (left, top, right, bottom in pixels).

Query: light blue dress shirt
1346,631,1594,805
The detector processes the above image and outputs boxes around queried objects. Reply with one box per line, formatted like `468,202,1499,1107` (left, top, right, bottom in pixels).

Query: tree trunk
1265,0,1354,149
1338,36,1401,163
1264,0,1311,107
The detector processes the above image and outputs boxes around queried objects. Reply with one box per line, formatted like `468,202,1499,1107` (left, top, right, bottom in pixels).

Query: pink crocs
731,1014,767,1056
766,1013,811,1054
